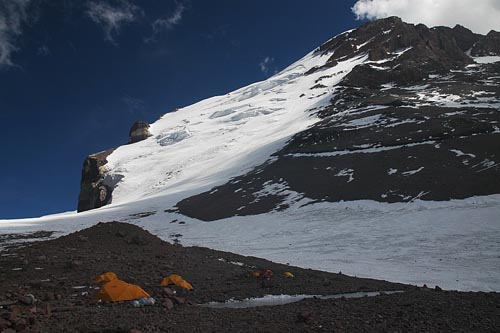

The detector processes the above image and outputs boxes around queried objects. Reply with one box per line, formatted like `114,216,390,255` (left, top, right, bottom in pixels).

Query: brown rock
44,292,55,301
1,328,16,333
8,307,20,322
162,288,175,296
162,298,174,310
0,301,16,307
129,329,142,333
0,318,11,329
297,310,313,323
44,303,51,319
171,296,186,305
71,260,83,268
77,235,89,242
13,318,27,331
17,295,34,305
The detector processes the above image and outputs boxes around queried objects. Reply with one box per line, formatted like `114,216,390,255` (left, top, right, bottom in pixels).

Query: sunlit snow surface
1,46,500,292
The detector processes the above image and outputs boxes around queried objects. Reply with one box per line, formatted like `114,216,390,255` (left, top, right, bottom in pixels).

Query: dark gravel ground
0,222,499,332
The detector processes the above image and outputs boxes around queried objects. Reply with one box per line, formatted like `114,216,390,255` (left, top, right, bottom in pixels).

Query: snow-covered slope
2,18,500,292
106,48,366,205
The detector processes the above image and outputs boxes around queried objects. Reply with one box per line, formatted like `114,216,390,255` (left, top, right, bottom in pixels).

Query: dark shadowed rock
472,30,500,56
433,25,480,52
77,148,118,212
129,121,152,144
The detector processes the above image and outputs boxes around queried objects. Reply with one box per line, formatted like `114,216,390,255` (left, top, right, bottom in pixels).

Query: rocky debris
77,148,116,212
129,121,152,144
0,223,498,331
296,309,313,323
0,222,417,331
0,223,500,332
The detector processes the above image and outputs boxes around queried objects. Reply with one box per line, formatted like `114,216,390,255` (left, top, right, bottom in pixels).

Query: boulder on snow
129,121,152,144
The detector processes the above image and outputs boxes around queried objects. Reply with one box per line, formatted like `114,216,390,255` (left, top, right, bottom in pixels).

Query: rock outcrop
78,120,152,212
472,30,500,56
129,121,152,144
77,148,116,212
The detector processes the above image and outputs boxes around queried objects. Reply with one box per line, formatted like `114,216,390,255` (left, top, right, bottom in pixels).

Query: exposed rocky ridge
77,148,116,212
472,30,500,56
78,120,151,212
177,19,500,221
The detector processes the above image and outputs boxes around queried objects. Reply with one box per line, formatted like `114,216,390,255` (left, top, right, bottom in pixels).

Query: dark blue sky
0,0,362,218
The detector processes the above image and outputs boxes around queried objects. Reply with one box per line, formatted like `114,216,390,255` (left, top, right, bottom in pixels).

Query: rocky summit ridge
77,17,500,220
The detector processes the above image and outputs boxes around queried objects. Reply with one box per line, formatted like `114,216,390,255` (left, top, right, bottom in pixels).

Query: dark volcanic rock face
77,148,119,212
472,30,500,56
77,120,152,212
177,19,500,221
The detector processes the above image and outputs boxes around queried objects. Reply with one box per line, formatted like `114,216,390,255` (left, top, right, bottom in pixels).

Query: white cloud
152,2,186,33
352,0,500,34
86,0,143,43
259,56,274,74
0,0,31,68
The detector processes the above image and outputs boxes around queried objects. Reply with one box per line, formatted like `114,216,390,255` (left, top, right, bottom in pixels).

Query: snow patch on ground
473,56,500,64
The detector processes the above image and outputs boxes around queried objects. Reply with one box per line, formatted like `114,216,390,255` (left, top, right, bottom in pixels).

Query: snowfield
1,35,500,292
1,194,499,292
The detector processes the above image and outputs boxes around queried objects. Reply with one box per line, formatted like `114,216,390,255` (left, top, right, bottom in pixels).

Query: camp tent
95,272,150,302
96,279,150,302
161,274,194,290
95,272,118,283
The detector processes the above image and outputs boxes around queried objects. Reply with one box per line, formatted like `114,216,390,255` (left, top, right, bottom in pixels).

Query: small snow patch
335,168,355,183
450,149,476,158
402,167,424,176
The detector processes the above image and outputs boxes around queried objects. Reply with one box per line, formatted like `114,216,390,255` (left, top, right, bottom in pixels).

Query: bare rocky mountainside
175,17,500,220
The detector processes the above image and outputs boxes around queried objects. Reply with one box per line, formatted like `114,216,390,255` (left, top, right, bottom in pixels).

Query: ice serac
176,17,500,221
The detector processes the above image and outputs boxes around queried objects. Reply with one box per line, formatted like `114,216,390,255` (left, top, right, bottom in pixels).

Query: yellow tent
94,272,150,302
96,279,151,302
161,274,194,290
95,272,118,283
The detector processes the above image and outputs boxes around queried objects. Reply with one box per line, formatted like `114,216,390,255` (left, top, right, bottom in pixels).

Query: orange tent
94,272,150,302
96,279,151,302
95,272,118,283
161,274,194,290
